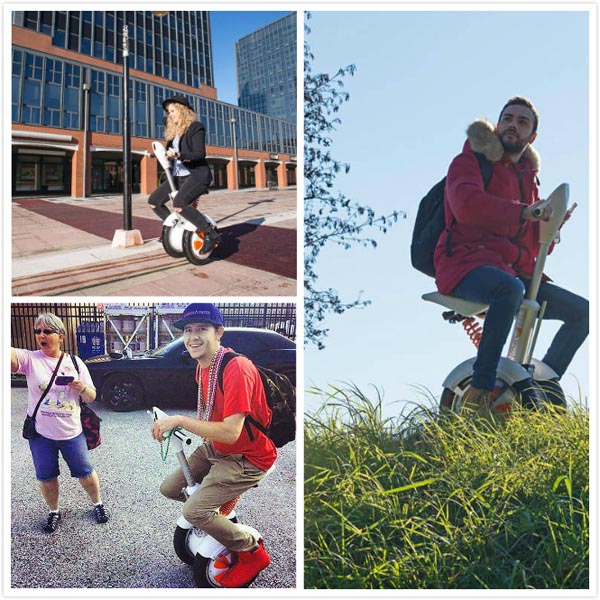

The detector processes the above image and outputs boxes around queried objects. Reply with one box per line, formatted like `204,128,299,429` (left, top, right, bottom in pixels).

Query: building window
40,12,53,35
106,73,121,134
43,58,62,127
286,165,296,186
22,54,43,124
90,71,105,132
63,63,81,129
12,49,23,122
14,153,69,195
68,13,80,51
134,80,148,138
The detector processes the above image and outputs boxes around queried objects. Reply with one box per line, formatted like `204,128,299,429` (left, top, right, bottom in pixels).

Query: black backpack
217,351,296,448
410,152,493,277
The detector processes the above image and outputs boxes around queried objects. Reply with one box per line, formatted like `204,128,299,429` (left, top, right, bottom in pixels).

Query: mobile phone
55,376,75,385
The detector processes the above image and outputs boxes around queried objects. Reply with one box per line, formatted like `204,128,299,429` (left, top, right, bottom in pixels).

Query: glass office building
235,12,296,124
16,10,214,89
11,11,297,197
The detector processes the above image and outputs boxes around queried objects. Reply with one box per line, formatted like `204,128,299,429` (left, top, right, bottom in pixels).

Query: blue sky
304,9,594,416
209,11,293,105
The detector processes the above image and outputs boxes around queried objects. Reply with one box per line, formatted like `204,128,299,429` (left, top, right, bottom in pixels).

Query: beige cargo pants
160,441,268,552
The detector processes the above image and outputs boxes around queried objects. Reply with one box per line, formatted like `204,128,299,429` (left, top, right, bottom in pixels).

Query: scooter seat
422,292,488,317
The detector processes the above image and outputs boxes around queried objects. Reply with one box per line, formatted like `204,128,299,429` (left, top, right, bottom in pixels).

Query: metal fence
11,303,103,354
11,302,297,353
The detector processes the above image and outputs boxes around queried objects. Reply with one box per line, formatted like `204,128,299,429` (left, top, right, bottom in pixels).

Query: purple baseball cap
173,303,224,329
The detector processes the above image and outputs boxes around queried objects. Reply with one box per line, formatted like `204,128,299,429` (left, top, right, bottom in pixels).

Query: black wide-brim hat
162,95,192,111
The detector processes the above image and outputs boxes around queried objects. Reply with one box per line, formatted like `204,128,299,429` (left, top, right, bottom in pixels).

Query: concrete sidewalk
12,188,298,297
10,389,297,589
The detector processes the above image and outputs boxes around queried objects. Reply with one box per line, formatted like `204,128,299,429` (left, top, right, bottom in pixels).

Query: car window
144,329,294,358
145,337,183,357
222,330,294,355
222,331,263,356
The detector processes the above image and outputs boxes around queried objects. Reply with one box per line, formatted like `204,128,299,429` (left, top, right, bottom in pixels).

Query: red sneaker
218,540,271,588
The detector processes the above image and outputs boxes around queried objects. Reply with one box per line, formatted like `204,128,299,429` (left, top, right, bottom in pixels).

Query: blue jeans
536,279,589,377
451,266,588,391
29,432,94,481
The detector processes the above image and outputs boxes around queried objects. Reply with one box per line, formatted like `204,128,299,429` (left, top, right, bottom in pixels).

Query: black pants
148,168,213,232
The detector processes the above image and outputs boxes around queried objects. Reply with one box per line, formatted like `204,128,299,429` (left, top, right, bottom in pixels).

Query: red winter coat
434,119,542,295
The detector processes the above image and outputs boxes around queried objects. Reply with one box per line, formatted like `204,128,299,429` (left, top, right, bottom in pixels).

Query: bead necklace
195,346,226,422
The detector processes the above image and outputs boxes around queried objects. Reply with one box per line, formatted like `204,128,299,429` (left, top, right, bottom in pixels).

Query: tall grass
304,384,589,589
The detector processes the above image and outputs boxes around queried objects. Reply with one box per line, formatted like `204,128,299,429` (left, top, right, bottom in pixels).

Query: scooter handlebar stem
507,299,540,363
150,407,192,446
151,141,177,194
509,183,569,363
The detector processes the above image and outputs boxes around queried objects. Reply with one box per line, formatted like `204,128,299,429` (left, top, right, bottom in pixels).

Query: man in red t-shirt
151,303,275,587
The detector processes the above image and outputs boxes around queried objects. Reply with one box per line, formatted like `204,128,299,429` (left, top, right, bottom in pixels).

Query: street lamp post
82,82,91,198
122,22,132,230
230,117,239,190
112,13,142,247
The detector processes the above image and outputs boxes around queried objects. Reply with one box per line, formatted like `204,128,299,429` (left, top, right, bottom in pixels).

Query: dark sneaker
94,503,109,524
43,511,61,534
219,539,271,588
202,228,221,254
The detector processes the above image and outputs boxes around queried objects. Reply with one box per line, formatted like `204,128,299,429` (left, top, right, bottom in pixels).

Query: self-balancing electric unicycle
422,183,572,416
149,407,266,588
152,141,219,266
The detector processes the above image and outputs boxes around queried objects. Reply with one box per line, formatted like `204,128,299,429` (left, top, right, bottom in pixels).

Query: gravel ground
11,388,297,590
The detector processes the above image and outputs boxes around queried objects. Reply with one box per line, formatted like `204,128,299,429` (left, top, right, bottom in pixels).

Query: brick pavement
12,188,298,297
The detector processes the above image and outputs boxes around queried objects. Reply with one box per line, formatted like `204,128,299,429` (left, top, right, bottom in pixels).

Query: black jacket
166,121,209,170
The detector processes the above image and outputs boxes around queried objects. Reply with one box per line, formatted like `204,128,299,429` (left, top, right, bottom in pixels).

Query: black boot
201,226,221,254
179,206,220,253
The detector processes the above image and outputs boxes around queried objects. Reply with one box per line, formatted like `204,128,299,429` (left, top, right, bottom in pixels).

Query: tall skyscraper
11,10,297,197
235,13,296,124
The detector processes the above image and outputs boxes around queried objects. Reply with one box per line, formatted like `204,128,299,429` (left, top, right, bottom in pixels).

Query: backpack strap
216,351,240,391
216,351,266,443
445,151,493,258
69,354,87,406
475,151,493,188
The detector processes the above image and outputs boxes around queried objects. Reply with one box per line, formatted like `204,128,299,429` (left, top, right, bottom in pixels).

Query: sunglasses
34,329,58,335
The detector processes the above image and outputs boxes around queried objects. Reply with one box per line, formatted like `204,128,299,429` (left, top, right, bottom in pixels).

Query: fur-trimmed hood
467,118,541,173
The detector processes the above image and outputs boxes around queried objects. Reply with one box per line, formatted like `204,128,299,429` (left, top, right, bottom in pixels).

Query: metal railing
11,302,296,353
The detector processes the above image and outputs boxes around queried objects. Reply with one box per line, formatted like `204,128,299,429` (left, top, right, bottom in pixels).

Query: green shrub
304,384,589,589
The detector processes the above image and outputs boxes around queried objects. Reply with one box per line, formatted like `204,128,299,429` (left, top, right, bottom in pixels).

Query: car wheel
101,373,143,412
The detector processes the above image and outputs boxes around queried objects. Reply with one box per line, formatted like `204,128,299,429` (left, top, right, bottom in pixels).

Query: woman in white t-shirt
11,313,109,534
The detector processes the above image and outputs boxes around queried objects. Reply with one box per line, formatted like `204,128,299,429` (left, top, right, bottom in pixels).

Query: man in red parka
434,97,588,415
